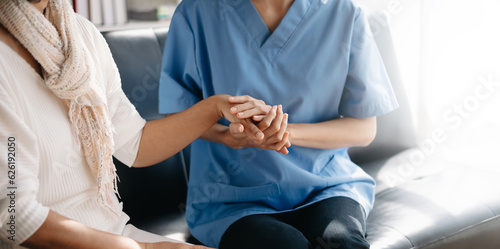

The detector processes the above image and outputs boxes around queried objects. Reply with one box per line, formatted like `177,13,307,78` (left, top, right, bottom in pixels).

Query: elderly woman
159,0,399,248
0,0,279,248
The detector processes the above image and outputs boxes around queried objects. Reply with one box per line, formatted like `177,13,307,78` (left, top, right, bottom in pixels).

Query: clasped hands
222,95,291,154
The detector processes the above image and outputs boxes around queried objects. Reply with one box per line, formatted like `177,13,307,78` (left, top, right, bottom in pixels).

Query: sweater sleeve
0,80,50,246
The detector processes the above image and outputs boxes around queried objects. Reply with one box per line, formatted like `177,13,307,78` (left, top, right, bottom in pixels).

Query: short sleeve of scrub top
339,8,399,118
159,11,202,114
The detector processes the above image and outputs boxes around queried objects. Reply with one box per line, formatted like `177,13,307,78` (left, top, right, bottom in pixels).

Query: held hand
227,95,272,120
229,105,291,154
217,94,271,140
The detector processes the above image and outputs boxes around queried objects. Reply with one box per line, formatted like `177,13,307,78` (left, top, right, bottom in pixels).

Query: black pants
219,197,370,249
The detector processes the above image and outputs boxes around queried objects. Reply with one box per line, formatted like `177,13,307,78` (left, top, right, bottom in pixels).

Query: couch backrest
103,28,188,219
103,28,169,121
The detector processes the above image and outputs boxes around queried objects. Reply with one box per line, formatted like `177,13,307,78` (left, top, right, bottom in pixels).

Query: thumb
229,122,244,135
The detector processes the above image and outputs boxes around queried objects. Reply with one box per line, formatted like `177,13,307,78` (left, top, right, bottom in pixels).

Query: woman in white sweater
0,0,287,248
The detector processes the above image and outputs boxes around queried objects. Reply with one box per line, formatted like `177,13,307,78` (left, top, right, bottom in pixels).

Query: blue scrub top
159,0,398,247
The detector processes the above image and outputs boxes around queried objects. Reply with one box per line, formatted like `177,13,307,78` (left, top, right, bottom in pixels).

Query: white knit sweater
0,16,146,248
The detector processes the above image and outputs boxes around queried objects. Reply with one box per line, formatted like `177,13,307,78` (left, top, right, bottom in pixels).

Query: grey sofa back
103,28,188,220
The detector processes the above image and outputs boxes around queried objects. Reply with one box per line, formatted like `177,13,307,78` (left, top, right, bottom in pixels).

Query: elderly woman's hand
216,94,271,141
226,95,272,120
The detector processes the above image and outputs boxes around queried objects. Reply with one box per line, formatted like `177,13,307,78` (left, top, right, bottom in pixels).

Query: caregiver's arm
132,94,264,167
287,117,377,149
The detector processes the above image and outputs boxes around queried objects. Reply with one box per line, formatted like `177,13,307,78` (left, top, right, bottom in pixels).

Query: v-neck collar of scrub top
231,0,318,61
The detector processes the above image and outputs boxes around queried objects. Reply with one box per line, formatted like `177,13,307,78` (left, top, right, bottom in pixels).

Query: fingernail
231,107,237,112
238,112,244,117
229,97,235,100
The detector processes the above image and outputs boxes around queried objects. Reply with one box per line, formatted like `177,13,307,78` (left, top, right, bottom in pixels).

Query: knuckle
268,139,278,146
276,134,284,141
261,121,271,129
271,124,280,133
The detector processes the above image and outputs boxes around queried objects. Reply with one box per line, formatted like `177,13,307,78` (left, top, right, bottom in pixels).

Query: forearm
287,117,377,149
132,95,224,167
21,210,140,249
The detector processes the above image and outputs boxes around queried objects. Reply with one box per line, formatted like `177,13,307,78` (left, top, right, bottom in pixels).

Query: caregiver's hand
228,104,291,155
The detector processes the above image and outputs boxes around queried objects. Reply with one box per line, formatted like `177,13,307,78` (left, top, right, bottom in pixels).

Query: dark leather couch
103,13,500,249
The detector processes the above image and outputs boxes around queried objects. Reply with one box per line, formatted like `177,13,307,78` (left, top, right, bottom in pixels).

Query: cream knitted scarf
0,0,119,216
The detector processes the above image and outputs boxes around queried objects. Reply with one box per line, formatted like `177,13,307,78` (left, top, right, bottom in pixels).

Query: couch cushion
419,216,500,249
366,164,500,249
